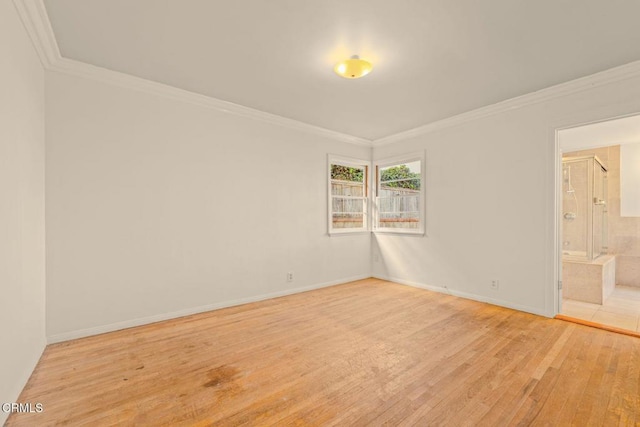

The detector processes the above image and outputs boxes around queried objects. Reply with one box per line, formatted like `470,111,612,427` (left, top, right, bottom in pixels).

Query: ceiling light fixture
334,55,373,79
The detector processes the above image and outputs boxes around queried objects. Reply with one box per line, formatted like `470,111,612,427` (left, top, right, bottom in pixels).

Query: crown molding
14,0,640,149
12,0,372,147
373,59,640,146
50,58,373,147
12,0,60,68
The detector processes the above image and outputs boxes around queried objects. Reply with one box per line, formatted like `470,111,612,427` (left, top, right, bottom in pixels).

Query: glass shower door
592,163,607,258
562,159,589,258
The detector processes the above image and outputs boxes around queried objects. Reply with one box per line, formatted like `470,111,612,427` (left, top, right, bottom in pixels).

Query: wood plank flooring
8,278,640,426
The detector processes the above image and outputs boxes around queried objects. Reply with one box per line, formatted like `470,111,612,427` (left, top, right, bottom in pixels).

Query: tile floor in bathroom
562,285,640,332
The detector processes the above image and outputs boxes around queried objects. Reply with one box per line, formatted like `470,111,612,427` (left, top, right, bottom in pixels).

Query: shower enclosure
562,155,608,261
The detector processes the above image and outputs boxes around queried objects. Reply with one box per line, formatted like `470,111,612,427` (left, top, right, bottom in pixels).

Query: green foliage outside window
331,165,363,182
331,164,420,189
381,165,420,190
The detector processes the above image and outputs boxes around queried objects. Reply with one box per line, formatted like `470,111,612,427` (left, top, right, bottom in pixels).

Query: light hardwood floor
8,278,640,426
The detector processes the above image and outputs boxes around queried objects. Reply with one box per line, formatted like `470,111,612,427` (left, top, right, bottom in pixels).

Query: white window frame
373,152,426,235
327,155,370,235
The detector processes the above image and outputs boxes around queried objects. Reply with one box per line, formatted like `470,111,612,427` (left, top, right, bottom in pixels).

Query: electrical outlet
287,272,294,282
490,279,499,290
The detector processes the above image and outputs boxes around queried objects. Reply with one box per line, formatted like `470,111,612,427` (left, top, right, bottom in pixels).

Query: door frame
553,111,640,316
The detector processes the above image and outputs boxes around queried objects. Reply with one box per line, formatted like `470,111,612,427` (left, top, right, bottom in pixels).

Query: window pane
377,159,422,230
332,197,365,229
377,193,420,229
332,212,364,229
379,161,420,189
331,164,365,197
331,181,364,196
328,157,369,233
380,178,421,190
331,164,364,182
332,197,365,213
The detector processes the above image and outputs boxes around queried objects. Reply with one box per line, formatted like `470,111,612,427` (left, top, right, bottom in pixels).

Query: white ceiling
44,0,640,140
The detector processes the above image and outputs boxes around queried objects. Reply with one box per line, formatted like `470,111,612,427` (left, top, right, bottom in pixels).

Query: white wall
0,0,46,423
372,75,640,317
45,71,371,341
620,142,640,217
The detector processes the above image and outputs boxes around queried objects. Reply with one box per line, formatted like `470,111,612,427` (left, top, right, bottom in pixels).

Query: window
374,154,424,234
328,156,369,234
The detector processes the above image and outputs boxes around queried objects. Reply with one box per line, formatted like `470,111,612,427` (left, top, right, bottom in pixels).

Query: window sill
329,229,425,237
373,229,425,236
328,229,371,236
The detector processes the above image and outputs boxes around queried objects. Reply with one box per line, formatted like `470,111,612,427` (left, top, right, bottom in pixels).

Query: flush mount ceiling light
334,55,373,79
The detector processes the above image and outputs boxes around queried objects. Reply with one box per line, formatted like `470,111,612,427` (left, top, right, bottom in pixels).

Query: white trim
373,229,426,237
554,126,562,316
47,274,371,344
50,58,372,147
328,154,371,235
48,58,371,146
11,0,60,67
12,0,371,147
373,152,426,235
375,275,552,318
14,1,640,149
327,154,372,169
373,60,640,146
374,152,424,169
552,110,640,318
327,230,371,236
545,110,640,315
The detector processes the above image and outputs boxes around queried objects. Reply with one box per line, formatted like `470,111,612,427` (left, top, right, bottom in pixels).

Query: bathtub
562,254,616,304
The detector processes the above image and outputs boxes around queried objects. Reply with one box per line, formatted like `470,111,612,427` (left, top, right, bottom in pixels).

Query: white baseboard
47,274,371,344
374,274,552,318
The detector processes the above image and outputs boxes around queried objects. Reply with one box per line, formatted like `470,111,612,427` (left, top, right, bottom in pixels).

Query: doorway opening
557,114,640,334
